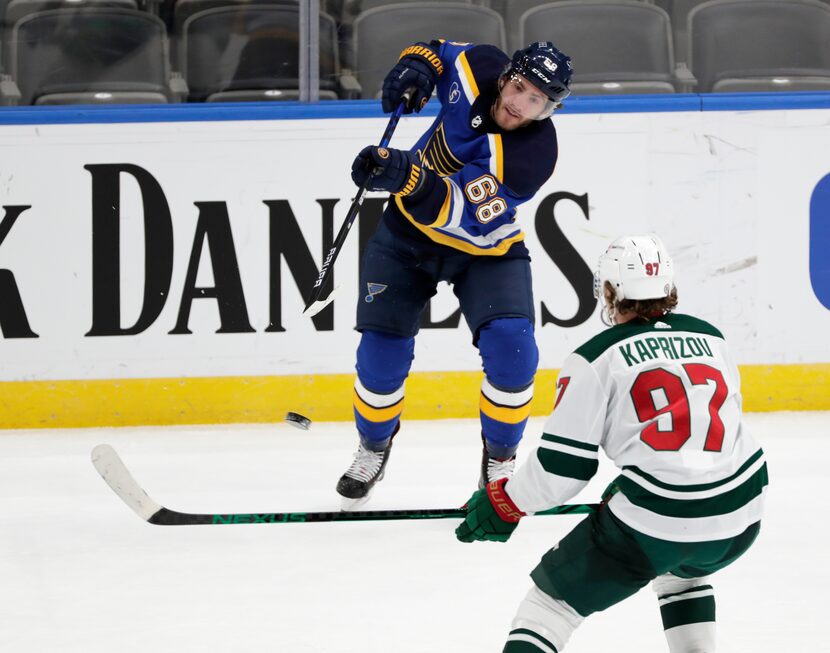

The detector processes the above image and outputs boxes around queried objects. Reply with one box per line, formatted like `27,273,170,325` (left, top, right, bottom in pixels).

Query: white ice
1,412,827,652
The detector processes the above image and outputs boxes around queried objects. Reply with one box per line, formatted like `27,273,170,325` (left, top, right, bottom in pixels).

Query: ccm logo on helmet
530,67,551,83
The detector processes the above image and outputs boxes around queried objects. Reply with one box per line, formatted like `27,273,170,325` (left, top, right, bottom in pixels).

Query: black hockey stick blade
91,444,597,526
303,96,410,316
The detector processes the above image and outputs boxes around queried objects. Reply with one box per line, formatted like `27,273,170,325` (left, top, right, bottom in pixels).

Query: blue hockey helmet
509,41,573,108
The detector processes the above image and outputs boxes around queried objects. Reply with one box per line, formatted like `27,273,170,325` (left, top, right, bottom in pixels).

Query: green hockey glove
455,478,525,543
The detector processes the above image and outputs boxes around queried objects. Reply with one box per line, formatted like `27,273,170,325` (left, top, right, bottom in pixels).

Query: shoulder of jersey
574,313,725,364
460,43,506,73
501,118,558,197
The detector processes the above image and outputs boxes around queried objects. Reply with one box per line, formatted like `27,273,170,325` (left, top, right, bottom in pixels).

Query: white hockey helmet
593,234,674,302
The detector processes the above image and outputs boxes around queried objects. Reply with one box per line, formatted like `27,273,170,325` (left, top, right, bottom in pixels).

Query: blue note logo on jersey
365,282,388,303
810,172,830,310
449,82,461,104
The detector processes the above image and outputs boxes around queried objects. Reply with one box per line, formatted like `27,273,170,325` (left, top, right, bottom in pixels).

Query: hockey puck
285,411,312,431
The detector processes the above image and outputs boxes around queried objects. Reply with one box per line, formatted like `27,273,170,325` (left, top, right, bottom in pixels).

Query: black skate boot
478,437,517,489
336,438,393,510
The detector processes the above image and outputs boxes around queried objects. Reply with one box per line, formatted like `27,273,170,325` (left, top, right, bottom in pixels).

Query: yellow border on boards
0,364,827,429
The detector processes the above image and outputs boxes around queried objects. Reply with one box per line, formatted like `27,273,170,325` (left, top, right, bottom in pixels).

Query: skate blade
340,494,372,512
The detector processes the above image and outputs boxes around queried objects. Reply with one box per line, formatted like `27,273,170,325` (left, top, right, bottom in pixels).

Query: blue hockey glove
382,43,443,114
350,146,426,197
456,478,525,543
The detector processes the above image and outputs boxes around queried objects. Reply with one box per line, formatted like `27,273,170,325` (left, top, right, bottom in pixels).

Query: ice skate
336,439,393,511
478,444,516,489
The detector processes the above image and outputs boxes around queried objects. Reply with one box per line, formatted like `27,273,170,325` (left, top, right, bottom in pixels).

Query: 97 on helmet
594,234,675,324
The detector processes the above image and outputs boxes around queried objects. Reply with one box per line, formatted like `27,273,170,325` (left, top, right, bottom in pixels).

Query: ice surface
1,412,827,652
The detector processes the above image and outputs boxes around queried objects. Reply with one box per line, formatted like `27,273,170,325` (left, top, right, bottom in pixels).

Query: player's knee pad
478,319,538,453
354,330,414,444
653,574,716,653
478,318,538,389
356,329,415,392
504,584,584,653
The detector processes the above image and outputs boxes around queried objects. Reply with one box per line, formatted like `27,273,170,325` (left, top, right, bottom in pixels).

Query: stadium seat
503,0,569,53
689,0,830,93
4,0,136,26
500,0,654,53
339,0,475,24
1,0,137,73
172,0,296,35
181,4,344,101
9,8,177,104
520,0,687,95
352,1,506,99
652,0,708,64
352,0,472,11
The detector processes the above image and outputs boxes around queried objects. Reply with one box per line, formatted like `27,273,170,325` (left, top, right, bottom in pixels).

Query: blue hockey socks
477,318,539,456
354,330,414,449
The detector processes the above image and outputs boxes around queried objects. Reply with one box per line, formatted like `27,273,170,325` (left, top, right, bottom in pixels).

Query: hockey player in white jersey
456,234,768,653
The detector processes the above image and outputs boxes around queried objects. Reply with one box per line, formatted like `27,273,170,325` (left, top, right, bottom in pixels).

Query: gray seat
352,2,506,99
652,0,709,64
520,0,680,95
352,0,472,11
10,8,172,104
657,0,830,64
1,0,137,71
5,0,136,25
340,1,479,72
172,0,297,35
491,0,660,52
502,0,652,53
689,0,830,93
340,0,474,24
181,5,342,102
503,0,567,53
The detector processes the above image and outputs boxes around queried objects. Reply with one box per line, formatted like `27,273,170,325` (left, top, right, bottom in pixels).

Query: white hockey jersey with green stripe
506,313,767,543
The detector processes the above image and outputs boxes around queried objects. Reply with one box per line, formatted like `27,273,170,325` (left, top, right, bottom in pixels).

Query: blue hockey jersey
386,40,559,257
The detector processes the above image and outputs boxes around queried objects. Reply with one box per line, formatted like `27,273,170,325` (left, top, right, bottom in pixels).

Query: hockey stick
303,94,410,317
91,444,598,526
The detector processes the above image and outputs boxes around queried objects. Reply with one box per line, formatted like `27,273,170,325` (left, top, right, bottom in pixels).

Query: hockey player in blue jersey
336,40,573,508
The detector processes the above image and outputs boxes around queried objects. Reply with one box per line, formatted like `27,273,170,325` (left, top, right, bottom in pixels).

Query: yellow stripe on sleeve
492,133,504,183
457,51,480,99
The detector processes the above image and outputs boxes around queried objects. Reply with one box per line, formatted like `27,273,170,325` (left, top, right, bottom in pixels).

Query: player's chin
497,108,530,131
